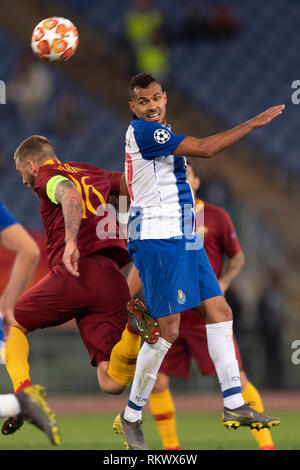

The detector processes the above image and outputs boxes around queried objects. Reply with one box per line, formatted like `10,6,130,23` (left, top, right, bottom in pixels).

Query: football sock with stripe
5,327,32,393
149,388,181,449
107,323,141,387
206,320,244,409
124,337,172,423
242,381,275,449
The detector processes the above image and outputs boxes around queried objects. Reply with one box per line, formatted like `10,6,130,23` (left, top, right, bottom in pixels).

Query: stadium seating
0,31,126,229
59,0,300,179
1,0,299,229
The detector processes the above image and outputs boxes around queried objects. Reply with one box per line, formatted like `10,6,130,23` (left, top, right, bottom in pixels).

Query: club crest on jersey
154,128,170,144
177,289,186,305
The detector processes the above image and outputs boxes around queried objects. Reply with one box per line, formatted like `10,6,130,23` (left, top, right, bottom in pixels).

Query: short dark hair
14,135,56,163
129,72,161,98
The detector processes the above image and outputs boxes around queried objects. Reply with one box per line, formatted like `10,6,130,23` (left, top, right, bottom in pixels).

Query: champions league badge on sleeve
154,128,170,144
177,289,186,305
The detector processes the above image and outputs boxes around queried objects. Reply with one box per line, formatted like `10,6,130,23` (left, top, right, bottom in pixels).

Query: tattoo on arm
55,180,83,242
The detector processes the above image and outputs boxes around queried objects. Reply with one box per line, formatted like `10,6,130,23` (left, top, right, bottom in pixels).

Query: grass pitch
0,411,298,450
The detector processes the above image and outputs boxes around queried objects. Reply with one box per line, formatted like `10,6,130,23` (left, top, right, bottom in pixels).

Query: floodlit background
0,0,299,441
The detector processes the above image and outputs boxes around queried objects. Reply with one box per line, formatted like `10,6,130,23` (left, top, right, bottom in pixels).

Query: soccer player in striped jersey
113,72,283,450
128,162,277,450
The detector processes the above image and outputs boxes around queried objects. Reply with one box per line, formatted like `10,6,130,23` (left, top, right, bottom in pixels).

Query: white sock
206,320,244,409
124,337,172,422
0,394,21,418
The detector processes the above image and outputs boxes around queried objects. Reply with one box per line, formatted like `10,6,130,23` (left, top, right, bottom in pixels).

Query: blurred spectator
180,1,210,42
135,28,170,86
7,53,53,122
125,0,163,49
256,269,287,389
54,93,82,136
124,0,170,80
180,1,240,42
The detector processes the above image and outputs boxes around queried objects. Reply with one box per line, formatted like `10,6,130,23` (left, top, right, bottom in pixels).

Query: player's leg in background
5,323,32,393
97,322,141,394
149,372,181,450
240,371,276,450
77,253,142,395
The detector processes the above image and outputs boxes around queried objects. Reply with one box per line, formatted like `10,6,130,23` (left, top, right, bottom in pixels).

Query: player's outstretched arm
0,224,40,339
55,179,83,277
174,105,285,158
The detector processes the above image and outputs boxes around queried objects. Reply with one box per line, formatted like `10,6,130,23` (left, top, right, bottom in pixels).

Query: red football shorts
14,252,130,367
159,309,243,378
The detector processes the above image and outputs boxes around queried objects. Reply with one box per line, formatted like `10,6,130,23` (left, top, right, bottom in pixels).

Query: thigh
129,237,201,318
197,246,223,303
15,264,90,331
76,254,130,367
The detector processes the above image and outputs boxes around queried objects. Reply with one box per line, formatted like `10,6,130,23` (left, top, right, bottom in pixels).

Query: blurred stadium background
0,0,299,449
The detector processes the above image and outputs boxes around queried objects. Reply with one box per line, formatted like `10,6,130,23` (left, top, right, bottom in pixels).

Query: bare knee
201,297,233,324
100,381,125,395
157,313,180,344
219,302,233,322
152,373,169,394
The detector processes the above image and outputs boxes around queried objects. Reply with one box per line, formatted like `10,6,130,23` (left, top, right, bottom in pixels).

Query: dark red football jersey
34,160,130,269
194,199,241,279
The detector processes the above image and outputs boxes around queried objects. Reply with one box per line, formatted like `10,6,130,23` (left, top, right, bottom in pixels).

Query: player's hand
63,240,80,277
250,105,285,129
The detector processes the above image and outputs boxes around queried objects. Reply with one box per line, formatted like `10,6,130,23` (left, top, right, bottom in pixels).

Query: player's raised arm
54,179,83,277
174,105,285,158
0,223,40,339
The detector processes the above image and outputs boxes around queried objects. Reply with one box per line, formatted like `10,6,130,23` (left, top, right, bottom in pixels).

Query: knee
99,381,125,395
97,362,126,395
161,329,178,344
220,302,233,322
206,301,233,324
10,322,28,335
159,321,179,344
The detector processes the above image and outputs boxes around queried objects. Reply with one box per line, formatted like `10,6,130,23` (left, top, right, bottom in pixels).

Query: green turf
0,411,299,450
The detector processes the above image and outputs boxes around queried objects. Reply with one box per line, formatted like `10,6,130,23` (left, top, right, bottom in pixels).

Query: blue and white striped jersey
125,118,195,240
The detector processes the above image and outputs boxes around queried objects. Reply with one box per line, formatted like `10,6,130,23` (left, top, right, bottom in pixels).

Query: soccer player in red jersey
127,162,276,450
2,135,143,436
